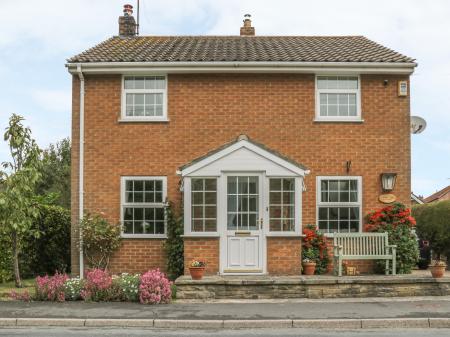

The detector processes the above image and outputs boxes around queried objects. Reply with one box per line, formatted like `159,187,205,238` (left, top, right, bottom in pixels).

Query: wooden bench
333,232,397,276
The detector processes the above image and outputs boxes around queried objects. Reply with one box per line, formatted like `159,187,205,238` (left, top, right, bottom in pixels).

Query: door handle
259,218,263,229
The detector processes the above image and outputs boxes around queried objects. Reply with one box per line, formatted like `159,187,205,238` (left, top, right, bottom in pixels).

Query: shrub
21,205,71,277
302,225,329,274
81,269,113,302
114,273,140,302
79,214,121,270
164,203,184,280
413,200,450,261
9,289,31,302
139,269,172,304
365,203,419,274
64,277,84,301
35,272,69,302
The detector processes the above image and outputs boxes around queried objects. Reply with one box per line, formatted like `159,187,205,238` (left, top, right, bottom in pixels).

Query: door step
223,269,263,274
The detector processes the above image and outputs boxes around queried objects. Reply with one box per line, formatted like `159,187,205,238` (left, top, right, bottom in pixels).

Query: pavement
1,296,450,329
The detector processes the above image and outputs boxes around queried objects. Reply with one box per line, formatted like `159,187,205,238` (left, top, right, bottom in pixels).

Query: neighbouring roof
423,185,450,203
411,192,424,204
179,134,308,172
67,35,415,64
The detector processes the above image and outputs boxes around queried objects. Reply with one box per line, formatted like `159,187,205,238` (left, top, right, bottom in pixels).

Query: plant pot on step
429,261,447,278
302,261,316,275
189,267,205,280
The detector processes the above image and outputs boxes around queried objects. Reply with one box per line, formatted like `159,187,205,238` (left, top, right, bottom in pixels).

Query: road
1,327,450,336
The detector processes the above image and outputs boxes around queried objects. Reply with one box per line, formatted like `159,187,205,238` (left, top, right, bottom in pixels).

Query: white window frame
316,176,362,234
183,177,220,237
120,176,168,238
120,75,168,122
315,75,362,122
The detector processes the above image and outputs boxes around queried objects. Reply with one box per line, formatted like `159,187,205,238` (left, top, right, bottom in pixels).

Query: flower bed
10,268,172,304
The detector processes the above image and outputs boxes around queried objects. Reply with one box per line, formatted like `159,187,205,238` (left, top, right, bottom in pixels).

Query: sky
0,0,449,198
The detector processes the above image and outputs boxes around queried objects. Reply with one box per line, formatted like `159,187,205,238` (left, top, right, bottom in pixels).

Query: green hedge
0,204,71,282
413,200,450,260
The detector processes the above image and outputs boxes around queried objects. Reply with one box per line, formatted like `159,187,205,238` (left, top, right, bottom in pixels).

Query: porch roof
179,135,308,177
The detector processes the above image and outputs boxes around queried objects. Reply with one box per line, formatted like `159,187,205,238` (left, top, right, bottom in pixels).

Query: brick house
67,6,416,277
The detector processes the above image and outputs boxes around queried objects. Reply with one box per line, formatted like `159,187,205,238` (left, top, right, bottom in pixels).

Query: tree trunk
12,231,22,288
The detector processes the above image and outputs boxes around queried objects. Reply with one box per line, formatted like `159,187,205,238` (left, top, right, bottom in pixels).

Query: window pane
329,221,339,232
134,181,144,191
155,208,164,221
283,178,295,191
204,179,217,191
283,192,294,204
318,221,328,232
270,179,281,191
204,206,216,218
350,207,359,220
350,221,359,232
329,207,339,220
144,221,154,234
204,219,216,232
191,179,203,191
228,177,237,193
155,221,165,234
282,219,294,231
124,77,134,89
144,208,154,221
192,206,203,218
318,207,328,220
124,208,133,220
249,177,258,194
134,77,145,89
123,221,133,233
192,220,203,232
270,192,281,204
238,177,248,194
134,221,144,234
134,208,144,220
192,192,203,205
144,192,154,203
134,192,143,203
270,219,281,231
204,192,216,204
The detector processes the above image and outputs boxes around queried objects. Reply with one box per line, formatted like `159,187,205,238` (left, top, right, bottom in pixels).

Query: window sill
181,233,220,238
314,118,364,123
118,118,170,123
266,233,304,238
121,234,167,239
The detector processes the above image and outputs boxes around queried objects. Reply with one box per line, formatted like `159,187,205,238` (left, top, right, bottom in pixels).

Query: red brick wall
267,237,302,275
71,73,411,275
108,239,166,274
183,238,219,275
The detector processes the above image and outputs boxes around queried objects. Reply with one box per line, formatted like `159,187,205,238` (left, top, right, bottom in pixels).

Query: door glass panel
227,176,259,230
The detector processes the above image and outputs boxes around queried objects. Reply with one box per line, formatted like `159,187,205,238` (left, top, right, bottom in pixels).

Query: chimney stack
118,4,137,37
240,14,255,36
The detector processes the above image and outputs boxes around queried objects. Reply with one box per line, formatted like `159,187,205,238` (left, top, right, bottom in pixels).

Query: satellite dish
411,116,427,134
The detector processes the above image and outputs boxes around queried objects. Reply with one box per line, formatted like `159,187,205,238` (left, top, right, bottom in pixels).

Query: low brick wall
267,237,302,275
183,237,220,275
175,275,450,300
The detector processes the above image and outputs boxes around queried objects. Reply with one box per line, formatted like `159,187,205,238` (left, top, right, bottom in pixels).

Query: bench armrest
387,244,397,248
333,244,343,256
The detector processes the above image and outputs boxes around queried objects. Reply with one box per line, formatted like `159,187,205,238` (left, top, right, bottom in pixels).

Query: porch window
121,176,167,237
191,178,217,232
121,76,167,121
227,176,259,230
317,176,362,233
269,178,295,232
315,76,361,121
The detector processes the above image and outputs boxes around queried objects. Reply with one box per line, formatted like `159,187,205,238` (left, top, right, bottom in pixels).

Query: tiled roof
179,135,308,172
68,35,415,64
423,185,450,203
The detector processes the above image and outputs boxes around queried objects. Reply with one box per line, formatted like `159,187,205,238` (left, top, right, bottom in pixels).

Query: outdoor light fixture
380,173,397,192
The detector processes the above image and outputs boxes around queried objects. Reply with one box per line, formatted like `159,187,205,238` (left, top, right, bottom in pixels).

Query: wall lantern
380,173,397,192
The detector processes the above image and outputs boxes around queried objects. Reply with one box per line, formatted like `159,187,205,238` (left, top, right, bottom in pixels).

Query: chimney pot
240,14,255,36
119,4,136,36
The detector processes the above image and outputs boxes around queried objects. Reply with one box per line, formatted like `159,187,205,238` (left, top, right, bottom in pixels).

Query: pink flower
139,269,171,305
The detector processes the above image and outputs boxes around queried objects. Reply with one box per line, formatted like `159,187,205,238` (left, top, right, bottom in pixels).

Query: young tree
36,138,71,209
0,114,42,287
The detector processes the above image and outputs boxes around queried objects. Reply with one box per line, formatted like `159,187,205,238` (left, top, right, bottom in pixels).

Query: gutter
76,64,85,279
66,61,417,75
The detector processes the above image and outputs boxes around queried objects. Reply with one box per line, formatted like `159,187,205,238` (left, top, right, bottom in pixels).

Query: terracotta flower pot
429,264,446,278
189,267,205,280
302,262,316,275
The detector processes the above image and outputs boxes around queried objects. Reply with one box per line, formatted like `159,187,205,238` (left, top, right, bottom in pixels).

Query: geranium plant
365,202,419,274
302,225,329,274
190,260,207,268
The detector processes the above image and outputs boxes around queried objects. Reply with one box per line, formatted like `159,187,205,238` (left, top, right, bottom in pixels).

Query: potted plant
414,201,450,279
429,260,447,278
302,225,329,275
188,260,206,280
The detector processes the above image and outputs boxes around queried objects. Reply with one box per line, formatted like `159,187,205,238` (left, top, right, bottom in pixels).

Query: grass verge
0,278,35,301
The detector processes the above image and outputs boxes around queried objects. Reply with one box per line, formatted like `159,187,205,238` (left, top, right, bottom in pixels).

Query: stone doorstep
2,318,450,329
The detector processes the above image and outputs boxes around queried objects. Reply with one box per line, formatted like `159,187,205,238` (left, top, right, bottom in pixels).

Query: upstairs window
121,76,167,121
316,76,361,121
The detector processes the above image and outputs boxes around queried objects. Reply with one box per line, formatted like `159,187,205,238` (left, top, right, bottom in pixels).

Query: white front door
223,174,264,274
